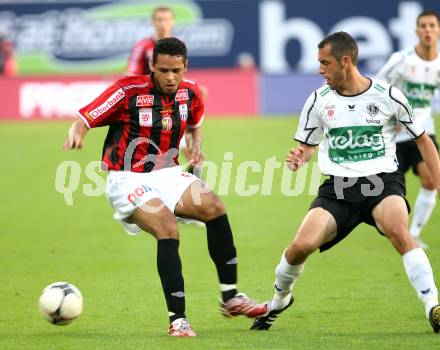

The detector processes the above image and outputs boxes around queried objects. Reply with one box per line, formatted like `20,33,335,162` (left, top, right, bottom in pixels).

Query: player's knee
286,241,315,263
198,194,226,220
151,213,179,239
420,177,436,190
384,222,407,240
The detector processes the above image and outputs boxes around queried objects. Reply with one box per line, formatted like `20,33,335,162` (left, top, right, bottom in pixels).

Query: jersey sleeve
294,91,323,145
77,83,126,128
187,83,205,129
390,86,424,139
375,52,404,85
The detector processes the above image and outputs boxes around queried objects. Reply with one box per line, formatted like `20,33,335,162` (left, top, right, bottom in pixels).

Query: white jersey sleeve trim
77,111,91,129
294,91,321,145
389,86,424,139
187,114,204,129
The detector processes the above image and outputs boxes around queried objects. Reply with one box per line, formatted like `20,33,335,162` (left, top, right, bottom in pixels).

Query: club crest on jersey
179,104,188,121
136,94,154,107
175,89,189,102
366,103,380,124
162,116,173,131
366,102,379,116
139,108,153,127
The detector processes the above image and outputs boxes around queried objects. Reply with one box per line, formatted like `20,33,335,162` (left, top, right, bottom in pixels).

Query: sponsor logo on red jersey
136,94,154,107
139,108,153,127
162,115,173,130
175,89,189,102
179,104,188,121
86,88,125,119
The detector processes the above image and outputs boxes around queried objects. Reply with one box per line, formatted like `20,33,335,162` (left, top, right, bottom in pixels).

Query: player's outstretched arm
285,143,316,171
186,127,204,166
415,133,440,196
63,119,89,150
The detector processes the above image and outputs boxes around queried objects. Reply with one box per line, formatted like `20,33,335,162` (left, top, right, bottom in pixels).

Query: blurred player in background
64,37,268,337
126,6,173,76
376,10,440,249
126,6,203,179
251,32,440,333
0,34,16,77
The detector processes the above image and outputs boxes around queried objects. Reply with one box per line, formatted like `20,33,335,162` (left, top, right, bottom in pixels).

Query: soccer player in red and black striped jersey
126,6,204,184
64,37,268,337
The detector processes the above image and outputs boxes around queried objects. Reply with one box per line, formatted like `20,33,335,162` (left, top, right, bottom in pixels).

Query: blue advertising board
0,0,439,74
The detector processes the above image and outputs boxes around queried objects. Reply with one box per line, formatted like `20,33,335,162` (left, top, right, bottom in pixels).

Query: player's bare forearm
186,127,204,166
63,118,89,150
415,133,440,195
286,143,316,171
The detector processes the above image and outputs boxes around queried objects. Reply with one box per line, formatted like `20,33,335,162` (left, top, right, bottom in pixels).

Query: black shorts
309,171,410,252
396,135,438,175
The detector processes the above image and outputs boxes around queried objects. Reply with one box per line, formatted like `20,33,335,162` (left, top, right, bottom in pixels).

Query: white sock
403,248,439,318
410,188,436,238
271,252,304,310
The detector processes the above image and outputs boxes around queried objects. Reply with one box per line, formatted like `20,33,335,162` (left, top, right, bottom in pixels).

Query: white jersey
376,47,440,142
295,79,424,177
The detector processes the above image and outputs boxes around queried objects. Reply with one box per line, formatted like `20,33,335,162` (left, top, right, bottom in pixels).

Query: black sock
157,239,186,323
206,214,238,302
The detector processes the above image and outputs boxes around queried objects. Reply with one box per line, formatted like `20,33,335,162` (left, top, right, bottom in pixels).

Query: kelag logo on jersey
327,126,385,164
403,81,436,108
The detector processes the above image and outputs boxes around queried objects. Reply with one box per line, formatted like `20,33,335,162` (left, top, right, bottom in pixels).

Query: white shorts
105,166,198,235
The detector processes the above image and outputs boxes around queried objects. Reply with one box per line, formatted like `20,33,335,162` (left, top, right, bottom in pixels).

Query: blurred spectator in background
0,34,17,77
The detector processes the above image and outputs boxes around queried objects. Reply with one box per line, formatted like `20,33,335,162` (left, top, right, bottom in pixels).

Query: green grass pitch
1,117,440,350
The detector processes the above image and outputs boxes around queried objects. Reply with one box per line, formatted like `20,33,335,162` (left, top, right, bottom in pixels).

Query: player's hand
286,147,304,171
63,120,88,150
189,147,205,167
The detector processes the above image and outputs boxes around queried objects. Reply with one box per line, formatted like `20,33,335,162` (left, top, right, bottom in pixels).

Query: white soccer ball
38,282,83,325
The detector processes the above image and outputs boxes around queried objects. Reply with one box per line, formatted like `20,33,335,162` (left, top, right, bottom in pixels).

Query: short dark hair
417,10,440,26
153,37,187,64
318,31,358,65
152,6,173,20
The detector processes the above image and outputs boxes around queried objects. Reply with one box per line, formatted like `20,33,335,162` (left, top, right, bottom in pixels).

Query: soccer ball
38,282,83,325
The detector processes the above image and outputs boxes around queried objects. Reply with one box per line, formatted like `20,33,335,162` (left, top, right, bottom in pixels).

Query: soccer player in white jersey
251,32,440,333
376,10,440,249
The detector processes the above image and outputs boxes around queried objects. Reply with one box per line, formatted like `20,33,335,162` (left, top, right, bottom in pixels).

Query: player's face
152,54,187,95
318,44,346,90
417,15,440,48
153,10,174,39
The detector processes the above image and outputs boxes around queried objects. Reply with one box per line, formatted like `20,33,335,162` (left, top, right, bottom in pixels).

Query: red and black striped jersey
77,74,204,173
126,37,155,75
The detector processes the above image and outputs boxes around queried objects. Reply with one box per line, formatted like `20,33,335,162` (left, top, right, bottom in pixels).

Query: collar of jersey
335,77,372,97
149,72,180,101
